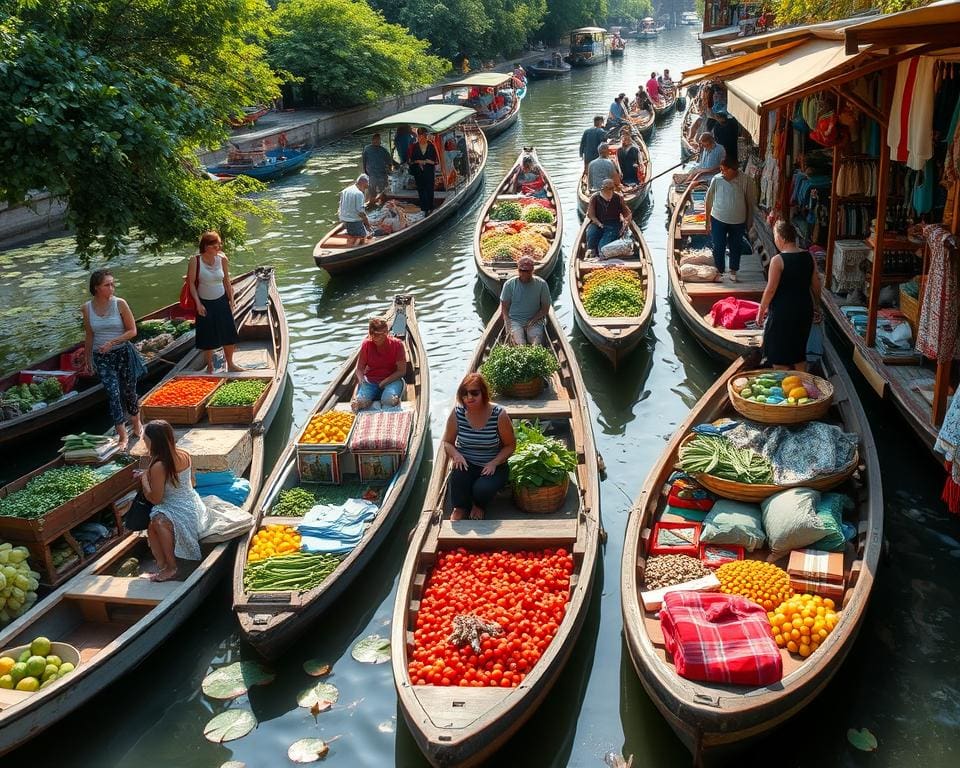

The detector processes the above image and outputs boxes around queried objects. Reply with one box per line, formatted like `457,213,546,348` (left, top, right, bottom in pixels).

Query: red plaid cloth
660,591,782,686
348,410,412,455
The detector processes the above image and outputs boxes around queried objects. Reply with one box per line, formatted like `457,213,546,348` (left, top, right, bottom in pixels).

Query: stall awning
681,39,807,86
843,0,960,53
358,105,477,134
724,38,867,142
443,72,514,89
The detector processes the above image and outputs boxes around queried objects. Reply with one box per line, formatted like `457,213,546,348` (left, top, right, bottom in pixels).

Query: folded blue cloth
297,499,378,554
195,471,235,488
198,478,250,506
693,421,739,436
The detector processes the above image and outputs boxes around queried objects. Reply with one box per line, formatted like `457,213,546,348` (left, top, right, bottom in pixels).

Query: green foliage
508,420,577,489
0,0,282,266
269,0,449,107
479,343,558,392
541,0,608,42
608,0,653,26
521,205,554,223
770,0,930,25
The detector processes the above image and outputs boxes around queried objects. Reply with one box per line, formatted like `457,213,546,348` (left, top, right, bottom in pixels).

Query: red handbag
178,255,200,316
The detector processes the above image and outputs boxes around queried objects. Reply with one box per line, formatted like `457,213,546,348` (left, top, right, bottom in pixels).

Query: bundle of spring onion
242,552,341,592
678,434,773,485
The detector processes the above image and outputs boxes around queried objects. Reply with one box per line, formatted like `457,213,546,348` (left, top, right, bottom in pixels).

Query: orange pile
299,410,355,445
247,524,301,562
142,377,220,407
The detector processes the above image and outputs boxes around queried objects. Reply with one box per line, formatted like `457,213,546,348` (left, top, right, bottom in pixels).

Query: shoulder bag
178,254,200,316
123,490,153,532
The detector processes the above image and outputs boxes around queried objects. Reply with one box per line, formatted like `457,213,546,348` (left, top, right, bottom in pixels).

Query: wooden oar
644,160,687,185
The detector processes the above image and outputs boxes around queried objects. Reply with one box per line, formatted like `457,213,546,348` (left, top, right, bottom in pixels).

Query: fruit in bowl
733,372,821,406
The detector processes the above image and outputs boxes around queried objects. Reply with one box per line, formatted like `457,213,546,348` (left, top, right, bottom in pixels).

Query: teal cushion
811,492,851,552
761,487,827,558
700,499,765,552
665,504,709,523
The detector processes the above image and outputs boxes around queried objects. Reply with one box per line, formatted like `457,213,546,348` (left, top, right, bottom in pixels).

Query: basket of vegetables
205,378,271,424
727,370,833,424
581,267,645,317
508,421,577,513
479,344,558,399
140,375,223,425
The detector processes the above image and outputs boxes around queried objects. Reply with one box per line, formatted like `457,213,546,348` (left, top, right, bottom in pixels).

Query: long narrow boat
627,104,656,139
207,147,310,181
392,309,600,767
0,268,288,754
667,180,764,360
526,59,571,79
569,218,655,367
652,86,678,119
680,95,703,163
432,73,522,140
314,105,488,275
473,148,564,299
233,296,429,659
577,132,653,217
620,338,882,760
0,272,260,446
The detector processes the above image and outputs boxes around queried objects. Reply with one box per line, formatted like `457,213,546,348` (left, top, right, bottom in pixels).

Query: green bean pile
243,552,342,592
678,434,773,485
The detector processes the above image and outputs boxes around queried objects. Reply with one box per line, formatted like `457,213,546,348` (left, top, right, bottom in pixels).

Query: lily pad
847,727,878,752
202,661,275,700
297,681,340,711
203,709,257,743
288,738,330,763
302,659,331,677
351,634,391,664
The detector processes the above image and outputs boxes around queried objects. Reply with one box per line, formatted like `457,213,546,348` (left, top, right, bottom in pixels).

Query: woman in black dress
408,127,438,214
757,220,821,371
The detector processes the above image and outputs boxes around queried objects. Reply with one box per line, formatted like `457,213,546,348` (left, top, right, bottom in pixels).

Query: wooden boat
680,94,703,163
639,17,664,38
0,272,261,446
233,296,429,659
569,218,655,367
681,11,701,25
667,181,764,360
473,148,563,299
527,59,572,79
228,105,270,128
652,86,678,119
577,132,653,217
566,26,609,66
206,146,310,181
0,268,288,755
627,103,656,140
620,338,882,760
392,309,600,768
431,73,522,140
314,104,488,275
610,37,626,57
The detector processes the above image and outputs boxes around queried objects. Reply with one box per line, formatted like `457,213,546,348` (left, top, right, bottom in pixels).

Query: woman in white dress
139,420,204,581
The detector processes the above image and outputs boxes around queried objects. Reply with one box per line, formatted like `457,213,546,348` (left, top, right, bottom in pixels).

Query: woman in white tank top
186,231,241,374
81,269,146,449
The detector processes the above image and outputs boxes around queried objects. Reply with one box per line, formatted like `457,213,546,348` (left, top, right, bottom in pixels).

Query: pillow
700,499,765,552
811,492,851,552
761,488,827,559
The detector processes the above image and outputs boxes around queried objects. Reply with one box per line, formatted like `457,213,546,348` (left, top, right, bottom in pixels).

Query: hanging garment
915,224,960,362
888,56,936,171
943,97,960,189
913,159,935,215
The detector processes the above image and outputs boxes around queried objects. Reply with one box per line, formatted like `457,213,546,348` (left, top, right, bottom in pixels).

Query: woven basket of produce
513,476,569,513
727,370,833,425
502,377,544,399
678,433,857,502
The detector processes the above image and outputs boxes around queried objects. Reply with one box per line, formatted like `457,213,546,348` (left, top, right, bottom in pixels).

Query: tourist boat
392,308,600,768
639,17,664,38
527,58,572,79
569,218,655,367
233,296,429,660
432,73,522,140
667,181,764,360
577,131,653,217
0,268,288,755
314,104,487,275
610,35,626,57
206,146,310,181
681,11,701,25
0,272,262,446
620,338,882,759
473,148,563,299
566,27,610,67
228,105,270,129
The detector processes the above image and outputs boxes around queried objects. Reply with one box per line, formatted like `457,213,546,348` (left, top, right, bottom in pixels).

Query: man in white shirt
705,157,757,281
339,174,372,244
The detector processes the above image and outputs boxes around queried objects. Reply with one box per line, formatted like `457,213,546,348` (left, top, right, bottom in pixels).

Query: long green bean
678,434,773,484
243,552,342,592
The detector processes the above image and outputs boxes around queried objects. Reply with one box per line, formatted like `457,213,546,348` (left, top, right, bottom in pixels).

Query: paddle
644,160,688,185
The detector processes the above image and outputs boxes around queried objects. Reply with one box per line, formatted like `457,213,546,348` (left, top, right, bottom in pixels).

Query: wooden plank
437,518,579,548
416,685,510,728
853,348,888,398
683,281,767,297
64,575,178,604
500,401,573,419
579,260,645,272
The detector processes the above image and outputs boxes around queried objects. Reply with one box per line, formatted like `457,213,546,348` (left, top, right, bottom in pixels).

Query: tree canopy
770,0,932,25
269,0,449,107
539,0,608,43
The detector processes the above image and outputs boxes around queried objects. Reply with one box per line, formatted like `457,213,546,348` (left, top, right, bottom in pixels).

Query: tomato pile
142,376,220,407
408,548,573,687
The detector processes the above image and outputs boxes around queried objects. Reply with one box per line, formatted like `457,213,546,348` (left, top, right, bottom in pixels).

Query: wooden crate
140,375,223,425
206,377,272,424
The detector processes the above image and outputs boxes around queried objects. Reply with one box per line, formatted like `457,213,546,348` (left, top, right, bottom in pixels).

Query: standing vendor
361,133,394,206
408,128,438,215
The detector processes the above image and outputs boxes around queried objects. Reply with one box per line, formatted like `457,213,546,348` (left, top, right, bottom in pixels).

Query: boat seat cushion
348,409,413,455
700,499,766,552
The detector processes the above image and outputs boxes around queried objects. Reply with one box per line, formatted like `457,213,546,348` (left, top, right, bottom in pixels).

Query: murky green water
2,26,959,767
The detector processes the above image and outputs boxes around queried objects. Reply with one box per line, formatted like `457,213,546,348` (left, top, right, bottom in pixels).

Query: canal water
2,26,959,768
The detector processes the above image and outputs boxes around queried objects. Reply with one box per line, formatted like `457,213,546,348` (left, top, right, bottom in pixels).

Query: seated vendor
477,87,495,111
352,316,406,411
514,156,544,194
673,132,726,185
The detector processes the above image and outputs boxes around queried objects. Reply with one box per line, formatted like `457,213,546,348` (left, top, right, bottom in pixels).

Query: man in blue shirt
672,132,726,186
579,116,608,175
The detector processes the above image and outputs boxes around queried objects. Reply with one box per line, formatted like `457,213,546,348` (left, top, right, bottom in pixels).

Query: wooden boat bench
500,400,573,419
579,260,645,273
64,574,179,605
437,518,579,548
415,686,509,728
682,280,767,297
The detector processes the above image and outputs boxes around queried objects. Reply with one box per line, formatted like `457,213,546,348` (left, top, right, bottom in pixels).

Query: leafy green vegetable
508,420,577,489
521,205,554,223
0,466,100,519
678,434,773,485
479,344,558,393
243,552,341,592
489,200,523,221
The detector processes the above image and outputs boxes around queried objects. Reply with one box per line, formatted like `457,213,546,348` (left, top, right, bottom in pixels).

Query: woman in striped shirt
442,373,516,521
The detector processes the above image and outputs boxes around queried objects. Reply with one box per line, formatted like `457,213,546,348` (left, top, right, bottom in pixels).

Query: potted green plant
508,421,577,513
479,344,558,398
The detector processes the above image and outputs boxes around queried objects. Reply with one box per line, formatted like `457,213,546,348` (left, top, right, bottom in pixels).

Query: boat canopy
571,26,606,33
357,105,478,134
443,72,514,89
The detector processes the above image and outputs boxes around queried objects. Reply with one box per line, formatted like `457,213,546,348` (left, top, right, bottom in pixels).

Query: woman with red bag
186,231,242,374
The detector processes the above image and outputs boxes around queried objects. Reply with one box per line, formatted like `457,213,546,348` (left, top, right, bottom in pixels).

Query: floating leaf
302,659,331,677
202,661,275,700
847,727,878,752
203,709,257,743
351,634,391,664
288,738,330,763
297,682,339,711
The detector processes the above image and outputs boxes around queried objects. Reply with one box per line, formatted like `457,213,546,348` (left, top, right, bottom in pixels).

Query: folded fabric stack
839,305,869,336
875,313,915,358
195,471,251,506
297,498,378,555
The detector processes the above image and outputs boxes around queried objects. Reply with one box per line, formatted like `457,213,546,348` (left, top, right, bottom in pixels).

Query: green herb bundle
479,344,558,392
489,200,523,221
508,421,577,489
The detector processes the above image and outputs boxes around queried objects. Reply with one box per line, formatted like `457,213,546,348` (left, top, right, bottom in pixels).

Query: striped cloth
348,410,412,456
660,591,782,686
454,404,502,465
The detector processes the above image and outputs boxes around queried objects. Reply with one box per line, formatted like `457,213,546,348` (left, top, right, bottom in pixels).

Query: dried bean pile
643,554,711,590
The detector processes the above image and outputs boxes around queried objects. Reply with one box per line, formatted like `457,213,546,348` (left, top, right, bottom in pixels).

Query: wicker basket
501,377,544,399
513,475,569,513
727,369,834,425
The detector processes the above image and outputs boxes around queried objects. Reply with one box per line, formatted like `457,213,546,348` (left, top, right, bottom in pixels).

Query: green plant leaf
351,634,391,664
302,659,332,677
479,344,558,392
202,661,275,700
847,727,878,752
288,738,330,763
203,709,257,743
296,682,339,711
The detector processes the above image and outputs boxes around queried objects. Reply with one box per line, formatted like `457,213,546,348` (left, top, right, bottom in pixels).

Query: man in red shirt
352,316,407,410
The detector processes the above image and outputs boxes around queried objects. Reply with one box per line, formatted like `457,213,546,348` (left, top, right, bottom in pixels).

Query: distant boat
207,146,310,181
566,27,610,66
527,58,572,79
639,17,664,38
229,105,269,128
681,11,701,25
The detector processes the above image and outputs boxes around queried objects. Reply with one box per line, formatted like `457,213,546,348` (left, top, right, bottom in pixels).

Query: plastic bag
198,495,253,543
600,237,633,259
680,263,720,282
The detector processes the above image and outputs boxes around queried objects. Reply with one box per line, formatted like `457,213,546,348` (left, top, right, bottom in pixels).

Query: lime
17,649,30,664
10,662,27,683
58,662,75,675
30,637,51,658
0,675,13,689
42,664,58,679
15,676,39,692
45,655,62,668
25,656,46,678
39,676,56,690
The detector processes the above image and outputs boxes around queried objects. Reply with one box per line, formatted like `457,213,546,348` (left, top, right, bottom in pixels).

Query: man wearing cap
361,132,394,206
707,108,740,164
585,178,632,258
587,144,621,192
338,175,372,245
580,115,608,175
500,256,551,345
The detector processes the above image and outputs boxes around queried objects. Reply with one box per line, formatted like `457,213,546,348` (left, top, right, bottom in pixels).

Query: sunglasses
460,389,482,397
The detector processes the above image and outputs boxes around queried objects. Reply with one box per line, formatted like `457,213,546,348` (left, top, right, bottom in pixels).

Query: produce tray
140,375,223,425
295,404,358,453
206,377,272,424
727,369,834,425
